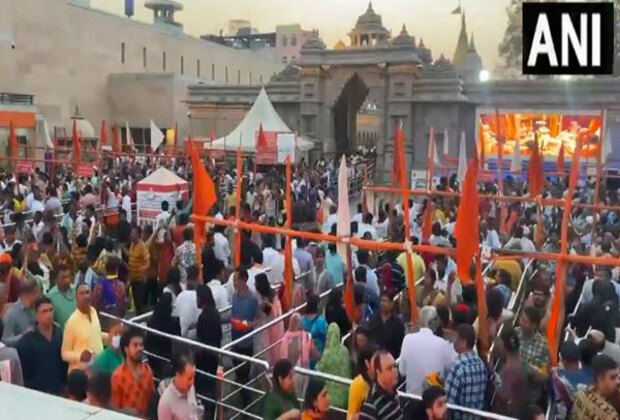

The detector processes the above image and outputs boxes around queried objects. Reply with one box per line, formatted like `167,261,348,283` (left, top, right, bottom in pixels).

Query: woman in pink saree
254,273,285,365
279,312,319,395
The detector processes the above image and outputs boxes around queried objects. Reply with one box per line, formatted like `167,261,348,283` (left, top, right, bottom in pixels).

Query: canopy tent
206,87,314,153
136,167,189,225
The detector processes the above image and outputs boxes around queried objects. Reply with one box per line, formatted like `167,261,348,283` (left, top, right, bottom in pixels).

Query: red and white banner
256,131,296,165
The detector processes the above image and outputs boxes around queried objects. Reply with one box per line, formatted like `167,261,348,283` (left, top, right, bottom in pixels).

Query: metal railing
99,310,517,420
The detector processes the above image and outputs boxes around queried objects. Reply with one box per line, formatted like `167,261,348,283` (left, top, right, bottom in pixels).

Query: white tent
207,87,314,152
136,168,189,225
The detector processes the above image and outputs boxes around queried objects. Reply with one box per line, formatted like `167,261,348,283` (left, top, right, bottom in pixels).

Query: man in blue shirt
445,324,487,420
230,267,258,409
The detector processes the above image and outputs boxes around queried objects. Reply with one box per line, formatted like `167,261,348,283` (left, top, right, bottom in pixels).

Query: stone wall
0,0,283,140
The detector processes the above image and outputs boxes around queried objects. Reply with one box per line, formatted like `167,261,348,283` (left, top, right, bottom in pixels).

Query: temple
186,3,620,182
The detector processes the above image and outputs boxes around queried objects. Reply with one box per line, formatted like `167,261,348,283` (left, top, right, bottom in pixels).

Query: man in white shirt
30,189,45,214
155,201,172,228
213,226,231,268
225,262,266,303
207,261,229,312
399,306,457,394
261,235,280,285
121,187,132,224
480,220,501,250
174,277,201,338
322,205,338,234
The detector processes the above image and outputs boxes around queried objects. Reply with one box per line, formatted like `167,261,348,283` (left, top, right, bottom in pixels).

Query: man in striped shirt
360,350,403,420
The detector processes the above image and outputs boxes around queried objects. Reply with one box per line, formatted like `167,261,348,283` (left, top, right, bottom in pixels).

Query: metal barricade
100,310,517,420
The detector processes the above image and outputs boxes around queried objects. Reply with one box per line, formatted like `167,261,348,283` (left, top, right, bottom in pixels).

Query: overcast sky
93,0,511,68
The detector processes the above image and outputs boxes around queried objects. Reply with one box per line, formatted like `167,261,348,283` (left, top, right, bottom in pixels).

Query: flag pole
397,121,418,327
496,109,507,236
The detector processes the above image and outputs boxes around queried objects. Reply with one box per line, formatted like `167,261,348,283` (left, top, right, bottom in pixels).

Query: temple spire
468,32,477,52
452,9,469,68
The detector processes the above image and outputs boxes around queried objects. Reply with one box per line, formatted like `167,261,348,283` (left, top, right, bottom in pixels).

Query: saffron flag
189,140,217,282
283,155,293,309
548,138,582,366
421,201,434,242
528,134,544,197
454,151,480,285
256,123,268,149
113,124,121,155
100,120,108,148
556,142,565,177
72,120,81,170
9,121,17,161
392,126,404,186
395,124,418,325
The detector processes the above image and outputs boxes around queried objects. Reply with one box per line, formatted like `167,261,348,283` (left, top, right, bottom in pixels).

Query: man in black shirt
17,296,67,395
366,289,405,359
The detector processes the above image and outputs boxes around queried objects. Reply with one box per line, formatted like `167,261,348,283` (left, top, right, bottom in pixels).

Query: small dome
355,2,384,30
68,119,96,138
391,24,415,47
334,40,346,50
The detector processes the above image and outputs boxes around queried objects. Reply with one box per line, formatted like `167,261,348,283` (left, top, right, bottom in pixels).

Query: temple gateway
187,2,620,183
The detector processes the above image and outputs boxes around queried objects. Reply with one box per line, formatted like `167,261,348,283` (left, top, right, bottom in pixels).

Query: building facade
275,24,316,64
187,2,620,183
0,0,283,151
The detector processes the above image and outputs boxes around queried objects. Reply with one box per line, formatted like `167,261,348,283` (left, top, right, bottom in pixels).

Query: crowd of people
0,151,618,420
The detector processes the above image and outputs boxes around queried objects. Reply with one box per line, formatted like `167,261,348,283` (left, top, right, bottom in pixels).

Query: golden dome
334,40,346,50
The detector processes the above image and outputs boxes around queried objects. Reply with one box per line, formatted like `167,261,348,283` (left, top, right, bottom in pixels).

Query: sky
93,0,512,69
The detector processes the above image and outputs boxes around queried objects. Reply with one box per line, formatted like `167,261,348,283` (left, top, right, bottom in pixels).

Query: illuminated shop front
476,109,603,161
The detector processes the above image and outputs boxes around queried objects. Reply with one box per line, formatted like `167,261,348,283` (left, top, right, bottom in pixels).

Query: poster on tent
277,132,296,163
256,131,278,165
137,186,189,225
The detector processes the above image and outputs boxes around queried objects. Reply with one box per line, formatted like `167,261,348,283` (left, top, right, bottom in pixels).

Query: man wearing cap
2,278,40,346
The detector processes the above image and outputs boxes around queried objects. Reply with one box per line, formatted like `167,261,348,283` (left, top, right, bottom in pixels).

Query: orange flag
100,120,108,147
9,121,17,160
189,140,217,283
72,120,81,170
421,201,434,242
283,155,293,309
113,124,121,156
548,138,582,366
256,123,268,149
392,126,404,186
395,123,418,325
556,142,565,177
528,134,544,197
454,151,480,285
233,147,243,268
